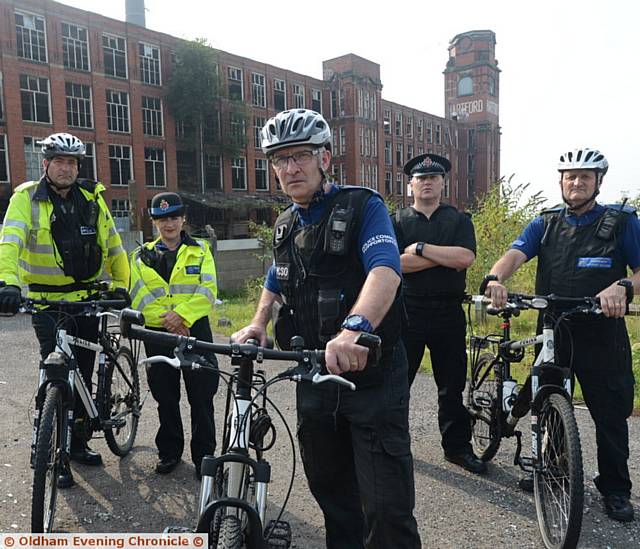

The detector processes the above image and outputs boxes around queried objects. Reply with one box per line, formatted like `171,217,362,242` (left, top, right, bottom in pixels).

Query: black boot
57,461,75,489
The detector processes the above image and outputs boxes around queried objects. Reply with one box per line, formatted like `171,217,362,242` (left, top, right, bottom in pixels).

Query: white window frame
144,147,166,187
204,154,223,191
0,134,10,183
255,158,269,191
108,144,132,186
106,89,130,133
62,21,90,71
142,96,164,137
251,73,266,108
15,10,47,63
20,74,51,124
139,42,162,86
78,142,96,180
273,78,286,110
102,33,128,79
254,116,265,149
339,127,346,156
231,157,247,190
227,67,244,101
23,137,43,181
311,89,322,113
293,83,305,109
65,82,93,129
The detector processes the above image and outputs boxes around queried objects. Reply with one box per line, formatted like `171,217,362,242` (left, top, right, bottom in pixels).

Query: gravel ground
1,314,639,548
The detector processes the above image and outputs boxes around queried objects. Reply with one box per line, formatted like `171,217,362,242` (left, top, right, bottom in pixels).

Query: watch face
347,315,364,327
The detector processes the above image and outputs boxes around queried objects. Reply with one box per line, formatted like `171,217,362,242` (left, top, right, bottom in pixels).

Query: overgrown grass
214,291,640,409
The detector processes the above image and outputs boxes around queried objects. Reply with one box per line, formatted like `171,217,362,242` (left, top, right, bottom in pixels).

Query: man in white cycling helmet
233,109,421,547
485,148,640,522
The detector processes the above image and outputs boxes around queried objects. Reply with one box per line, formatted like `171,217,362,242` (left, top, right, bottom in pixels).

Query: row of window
17,73,164,136
383,109,450,143
236,69,322,112
0,133,272,193
16,10,162,86
20,136,164,187
176,153,270,192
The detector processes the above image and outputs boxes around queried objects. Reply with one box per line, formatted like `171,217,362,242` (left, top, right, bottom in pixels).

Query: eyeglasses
270,149,321,169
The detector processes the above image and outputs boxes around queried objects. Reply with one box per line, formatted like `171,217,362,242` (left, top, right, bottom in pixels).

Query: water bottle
502,379,517,412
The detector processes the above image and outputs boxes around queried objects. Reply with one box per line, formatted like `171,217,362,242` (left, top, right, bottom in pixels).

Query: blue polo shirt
264,184,400,294
511,204,640,269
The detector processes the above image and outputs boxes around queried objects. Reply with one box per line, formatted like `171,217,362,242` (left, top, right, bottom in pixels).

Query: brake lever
311,372,356,391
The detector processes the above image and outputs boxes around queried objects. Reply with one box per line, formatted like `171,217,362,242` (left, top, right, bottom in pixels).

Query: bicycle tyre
534,393,583,549
215,514,243,549
104,346,140,456
467,353,502,461
31,386,63,533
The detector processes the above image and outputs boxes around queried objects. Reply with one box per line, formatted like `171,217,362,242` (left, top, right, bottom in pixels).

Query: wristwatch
415,242,425,256
341,314,374,333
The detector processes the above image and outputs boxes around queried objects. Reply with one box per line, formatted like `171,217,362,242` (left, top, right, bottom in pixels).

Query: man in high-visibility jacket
130,192,218,478
0,133,130,488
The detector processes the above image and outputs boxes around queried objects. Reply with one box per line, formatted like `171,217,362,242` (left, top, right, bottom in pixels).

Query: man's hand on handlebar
325,329,370,375
231,324,269,347
597,282,628,318
484,280,508,309
0,285,22,315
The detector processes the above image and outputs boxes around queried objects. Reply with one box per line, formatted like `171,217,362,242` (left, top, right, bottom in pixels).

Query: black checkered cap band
411,161,446,176
404,153,451,176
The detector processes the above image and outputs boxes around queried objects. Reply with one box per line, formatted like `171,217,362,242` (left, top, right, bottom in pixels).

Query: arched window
457,76,473,97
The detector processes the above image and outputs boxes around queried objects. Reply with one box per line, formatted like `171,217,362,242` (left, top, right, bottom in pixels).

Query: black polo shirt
392,203,476,300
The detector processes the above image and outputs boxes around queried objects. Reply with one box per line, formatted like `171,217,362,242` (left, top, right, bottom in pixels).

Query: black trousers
144,316,219,467
296,343,421,549
402,301,472,456
32,309,99,449
518,315,635,498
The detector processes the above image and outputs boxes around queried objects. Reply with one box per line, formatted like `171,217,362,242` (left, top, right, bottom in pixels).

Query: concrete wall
214,239,268,292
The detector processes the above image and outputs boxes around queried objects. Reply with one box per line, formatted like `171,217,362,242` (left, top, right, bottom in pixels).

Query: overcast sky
60,0,640,205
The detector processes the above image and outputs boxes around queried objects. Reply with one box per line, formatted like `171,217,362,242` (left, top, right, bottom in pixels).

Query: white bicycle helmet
261,109,331,154
558,148,608,175
38,133,86,160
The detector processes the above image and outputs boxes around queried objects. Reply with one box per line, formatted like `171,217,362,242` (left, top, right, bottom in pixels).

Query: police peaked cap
149,192,186,218
403,153,452,176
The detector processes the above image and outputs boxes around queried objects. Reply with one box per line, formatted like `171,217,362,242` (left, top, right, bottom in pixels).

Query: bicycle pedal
163,526,194,534
264,519,291,548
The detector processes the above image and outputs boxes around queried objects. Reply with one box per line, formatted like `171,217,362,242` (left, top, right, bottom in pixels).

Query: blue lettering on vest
185,265,201,274
576,257,613,268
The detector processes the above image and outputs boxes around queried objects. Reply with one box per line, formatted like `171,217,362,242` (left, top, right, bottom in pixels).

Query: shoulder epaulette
14,180,39,193
539,204,564,215
77,178,99,193
606,203,637,215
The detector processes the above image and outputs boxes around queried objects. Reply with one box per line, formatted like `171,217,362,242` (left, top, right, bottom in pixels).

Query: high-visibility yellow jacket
129,235,217,328
0,178,129,301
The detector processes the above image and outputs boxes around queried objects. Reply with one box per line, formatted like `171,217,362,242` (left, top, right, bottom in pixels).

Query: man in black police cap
392,153,485,474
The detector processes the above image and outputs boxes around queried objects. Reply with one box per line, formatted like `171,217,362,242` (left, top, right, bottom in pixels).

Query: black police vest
49,179,102,283
395,205,468,298
272,187,402,352
535,206,631,297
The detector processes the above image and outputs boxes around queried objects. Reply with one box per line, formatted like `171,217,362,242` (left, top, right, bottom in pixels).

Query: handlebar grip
479,274,499,296
120,308,145,339
354,332,382,366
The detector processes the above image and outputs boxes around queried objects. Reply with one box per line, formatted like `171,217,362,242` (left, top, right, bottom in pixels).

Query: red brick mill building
0,0,501,238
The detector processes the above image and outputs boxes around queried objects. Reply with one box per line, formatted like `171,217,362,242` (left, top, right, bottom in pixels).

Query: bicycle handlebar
19,297,129,315
121,309,381,391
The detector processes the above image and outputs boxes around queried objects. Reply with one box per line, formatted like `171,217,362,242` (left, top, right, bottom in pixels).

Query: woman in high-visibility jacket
130,192,218,478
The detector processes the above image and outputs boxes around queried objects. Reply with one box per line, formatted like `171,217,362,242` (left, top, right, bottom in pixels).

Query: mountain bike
465,275,631,549
1,289,141,533
120,308,380,549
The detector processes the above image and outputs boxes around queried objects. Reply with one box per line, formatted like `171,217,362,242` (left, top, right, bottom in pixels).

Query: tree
467,177,547,294
166,38,247,192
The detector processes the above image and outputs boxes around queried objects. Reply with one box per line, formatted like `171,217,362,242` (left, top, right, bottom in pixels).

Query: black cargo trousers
143,316,219,468
32,308,99,449
296,342,421,549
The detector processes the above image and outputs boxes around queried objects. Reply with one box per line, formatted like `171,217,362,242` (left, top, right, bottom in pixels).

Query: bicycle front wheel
31,386,63,533
534,393,583,549
216,515,243,549
104,347,140,456
467,353,501,461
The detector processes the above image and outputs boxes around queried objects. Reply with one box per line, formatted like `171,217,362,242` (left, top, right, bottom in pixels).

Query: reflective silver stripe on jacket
18,260,63,276
200,273,215,282
169,284,199,295
194,285,216,303
3,219,29,233
108,244,125,257
0,234,25,247
30,243,54,255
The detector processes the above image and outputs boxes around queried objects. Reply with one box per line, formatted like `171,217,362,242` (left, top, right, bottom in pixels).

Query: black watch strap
415,242,425,256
